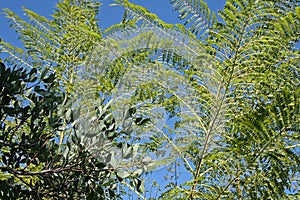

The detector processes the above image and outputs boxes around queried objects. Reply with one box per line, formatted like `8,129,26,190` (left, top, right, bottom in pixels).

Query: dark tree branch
0,163,81,176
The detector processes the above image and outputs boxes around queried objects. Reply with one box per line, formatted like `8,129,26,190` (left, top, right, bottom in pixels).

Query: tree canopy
0,0,299,199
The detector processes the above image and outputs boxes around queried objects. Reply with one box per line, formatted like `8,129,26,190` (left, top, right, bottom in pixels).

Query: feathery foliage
85,0,300,199
1,0,299,199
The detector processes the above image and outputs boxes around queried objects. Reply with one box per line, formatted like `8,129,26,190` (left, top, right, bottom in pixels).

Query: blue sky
0,0,225,47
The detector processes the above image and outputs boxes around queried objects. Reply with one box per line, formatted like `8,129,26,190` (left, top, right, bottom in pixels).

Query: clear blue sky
0,0,225,47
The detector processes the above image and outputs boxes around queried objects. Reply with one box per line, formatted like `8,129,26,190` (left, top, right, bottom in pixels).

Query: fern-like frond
2,0,104,93
113,0,204,57
0,41,34,69
169,0,217,38
218,87,300,199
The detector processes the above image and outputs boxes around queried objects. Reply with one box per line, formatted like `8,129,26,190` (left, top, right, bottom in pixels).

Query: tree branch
0,163,81,176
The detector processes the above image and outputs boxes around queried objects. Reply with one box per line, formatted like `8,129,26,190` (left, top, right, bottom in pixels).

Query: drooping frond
111,0,204,57
220,86,300,199
169,0,217,38
0,40,34,69
1,0,103,93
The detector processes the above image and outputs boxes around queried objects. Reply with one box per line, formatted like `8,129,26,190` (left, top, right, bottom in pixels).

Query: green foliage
0,0,102,93
1,0,300,199
95,0,300,199
0,60,152,199
0,61,112,199
170,0,217,37
0,0,152,199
